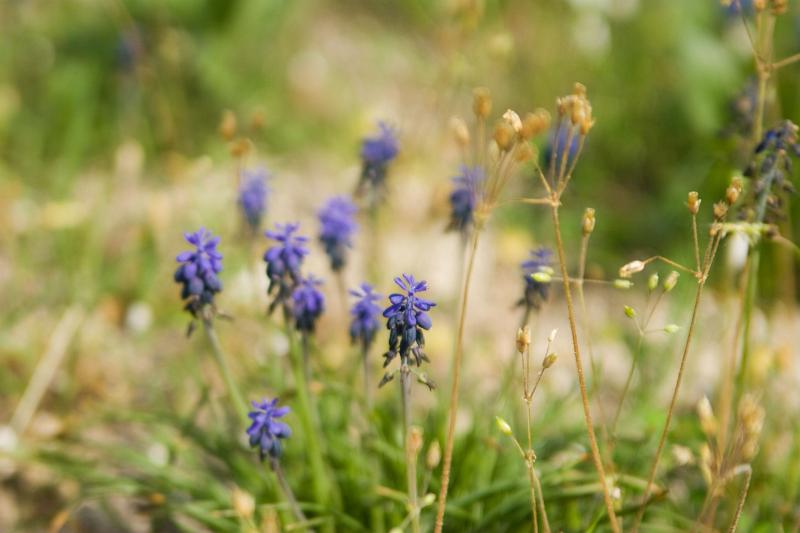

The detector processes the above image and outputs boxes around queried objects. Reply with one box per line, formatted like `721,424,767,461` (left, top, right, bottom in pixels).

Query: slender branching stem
773,51,800,70
550,201,621,533
202,319,248,421
434,228,481,533
270,458,309,527
400,364,420,533
692,214,701,272
630,279,706,532
611,331,645,437
525,397,540,533
728,466,753,533
533,468,551,533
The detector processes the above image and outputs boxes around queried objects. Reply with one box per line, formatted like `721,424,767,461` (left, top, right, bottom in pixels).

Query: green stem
401,364,420,533
285,318,338,529
270,458,310,527
202,319,247,421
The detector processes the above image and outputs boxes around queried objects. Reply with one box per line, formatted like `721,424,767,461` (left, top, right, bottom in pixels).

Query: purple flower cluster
291,275,325,333
746,120,800,222
263,223,310,314
318,196,358,271
382,274,435,370
246,398,291,460
519,247,553,313
446,165,483,235
174,228,223,317
356,122,399,201
238,168,270,232
349,283,382,351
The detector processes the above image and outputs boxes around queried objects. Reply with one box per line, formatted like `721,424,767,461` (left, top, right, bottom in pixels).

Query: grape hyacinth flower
318,196,358,272
263,222,310,315
446,165,484,235
356,122,399,202
349,283,382,351
174,228,224,319
238,168,270,232
247,398,291,460
291,275,325,334
380,274,436,389
518,247,554,315
745,120,800,222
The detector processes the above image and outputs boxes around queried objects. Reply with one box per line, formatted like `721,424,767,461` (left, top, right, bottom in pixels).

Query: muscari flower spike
356,122,399,201
238,168,270,232
318,196,358,272
291,275,325,334
518,247,553,313
263,222,310,314
174,228,223,319
446,165,484,235
246,398,291,461
349,283,382,351
744,120,800,222
382,274,436,382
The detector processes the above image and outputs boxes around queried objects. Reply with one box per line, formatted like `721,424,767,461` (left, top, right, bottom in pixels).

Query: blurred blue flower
349,283,382,351
519,247,553,313
318,196,358,271
247,398,291,460
446,165,483,234
238,168,270,232
174,228,223,317
542,125,582,175
357,122,399,201
746,120,800,221
292,275,325,333
263,222,310,314
382,274,435,369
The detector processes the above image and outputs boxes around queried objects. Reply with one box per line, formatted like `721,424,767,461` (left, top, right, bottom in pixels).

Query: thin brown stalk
630,279,706,532
728,466,753,533
773,51,800,70
550,202,621,533
434,228,481,533
692,214,701,272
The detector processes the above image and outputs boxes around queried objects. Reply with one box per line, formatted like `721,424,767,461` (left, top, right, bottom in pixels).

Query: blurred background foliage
1,0,799,306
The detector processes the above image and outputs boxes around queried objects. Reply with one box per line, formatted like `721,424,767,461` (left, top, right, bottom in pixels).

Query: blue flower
746,120,800,222
174,228,223,317
292,275,325,334
382,274,435,369
519,247,553,313
238,168,270,231
357,122,399,201
349,283,382,351
263,223,310,314
246,398,291,460
446,165,484,234
318,196,358,271
542,125,582,176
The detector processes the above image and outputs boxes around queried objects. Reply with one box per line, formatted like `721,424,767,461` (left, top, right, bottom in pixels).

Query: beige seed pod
473,87,492,119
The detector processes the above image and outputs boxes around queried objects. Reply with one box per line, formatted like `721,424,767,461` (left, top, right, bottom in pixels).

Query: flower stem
434,228,481,533
550,202,620,533
270,457,309,526
401,363,420,533
630,279,705,532
202,319,248,422
285,316,338,527
362,343,373,411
